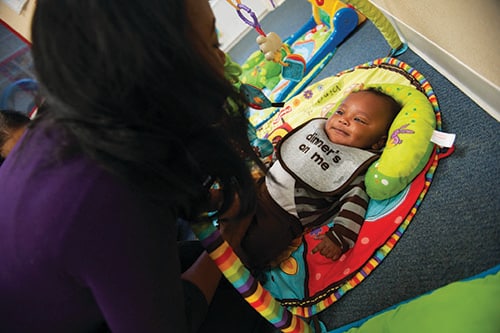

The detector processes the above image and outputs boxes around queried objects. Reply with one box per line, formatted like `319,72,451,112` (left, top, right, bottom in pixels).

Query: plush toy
364,84,436,200
256,32,306,82
240,50,283,91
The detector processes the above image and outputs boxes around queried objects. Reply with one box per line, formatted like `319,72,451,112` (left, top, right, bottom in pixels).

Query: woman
0,0,274,332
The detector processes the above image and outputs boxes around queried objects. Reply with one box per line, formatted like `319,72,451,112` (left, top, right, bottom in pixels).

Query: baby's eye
354,117,367,124
334,110,344,115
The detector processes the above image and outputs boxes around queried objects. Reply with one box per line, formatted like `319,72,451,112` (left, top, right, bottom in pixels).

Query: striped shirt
294,174,368,251
266,162,369,254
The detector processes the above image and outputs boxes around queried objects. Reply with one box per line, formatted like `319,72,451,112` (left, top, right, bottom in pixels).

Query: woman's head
325,89,400,150
185,0,227,76
32,0,226,112
31,0,255,217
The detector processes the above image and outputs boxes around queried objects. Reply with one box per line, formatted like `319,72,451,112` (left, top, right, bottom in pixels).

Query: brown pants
237,177,304,271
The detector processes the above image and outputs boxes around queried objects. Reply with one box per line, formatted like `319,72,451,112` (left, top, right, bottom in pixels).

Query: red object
0,19,32,45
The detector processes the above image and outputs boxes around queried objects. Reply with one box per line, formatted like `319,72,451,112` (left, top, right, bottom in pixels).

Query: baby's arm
312,175,369,261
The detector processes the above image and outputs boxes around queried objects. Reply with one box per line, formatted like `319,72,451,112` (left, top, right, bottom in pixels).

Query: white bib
276,118,378,194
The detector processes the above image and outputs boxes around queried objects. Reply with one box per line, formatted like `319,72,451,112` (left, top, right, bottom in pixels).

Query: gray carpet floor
0,24,35,113
229,0,500,329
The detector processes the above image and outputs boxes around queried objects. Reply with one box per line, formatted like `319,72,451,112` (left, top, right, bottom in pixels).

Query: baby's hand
311,234,342,261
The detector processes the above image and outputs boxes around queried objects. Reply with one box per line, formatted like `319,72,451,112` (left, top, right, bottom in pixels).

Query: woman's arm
181,251,221,304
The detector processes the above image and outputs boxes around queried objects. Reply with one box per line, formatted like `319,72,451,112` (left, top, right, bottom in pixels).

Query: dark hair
30,0,256,220
361,87,401,122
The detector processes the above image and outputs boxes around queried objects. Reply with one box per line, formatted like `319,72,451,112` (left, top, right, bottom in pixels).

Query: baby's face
325,91,393,149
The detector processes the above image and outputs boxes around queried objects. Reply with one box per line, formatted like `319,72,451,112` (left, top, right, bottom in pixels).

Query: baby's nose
338,117,348,125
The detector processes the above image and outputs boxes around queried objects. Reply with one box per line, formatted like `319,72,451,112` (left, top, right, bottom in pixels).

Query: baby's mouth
333,127,349,136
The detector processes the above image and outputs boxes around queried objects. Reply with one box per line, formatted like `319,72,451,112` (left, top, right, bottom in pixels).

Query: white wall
1,0,284,47
369,0,500,121
0,0,35,43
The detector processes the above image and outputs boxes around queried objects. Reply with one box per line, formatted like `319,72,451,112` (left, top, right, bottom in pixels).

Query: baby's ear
371,135,387,150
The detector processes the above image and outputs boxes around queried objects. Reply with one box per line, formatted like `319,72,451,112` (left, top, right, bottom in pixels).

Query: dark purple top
0,125,207,332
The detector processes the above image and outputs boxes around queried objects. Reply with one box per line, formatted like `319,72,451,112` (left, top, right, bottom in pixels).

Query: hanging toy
239,83,284,110
255,32,306,82
247,122,274,159
227,1,306,82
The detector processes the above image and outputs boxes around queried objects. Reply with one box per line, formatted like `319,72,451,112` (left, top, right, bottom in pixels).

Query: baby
221,88,401,271
0,109,30,165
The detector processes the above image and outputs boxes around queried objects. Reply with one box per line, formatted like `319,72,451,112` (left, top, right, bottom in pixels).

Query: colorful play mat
192,57,456,333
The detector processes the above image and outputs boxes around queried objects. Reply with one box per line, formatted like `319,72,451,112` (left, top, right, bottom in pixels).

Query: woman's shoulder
1,123,164,227
0,122,175,261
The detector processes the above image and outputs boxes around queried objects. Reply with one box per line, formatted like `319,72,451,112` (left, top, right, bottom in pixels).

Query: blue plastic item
0,78,38,112
273,7,359,103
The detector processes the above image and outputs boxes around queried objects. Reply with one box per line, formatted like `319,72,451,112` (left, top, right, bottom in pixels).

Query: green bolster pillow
364,84,436,200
